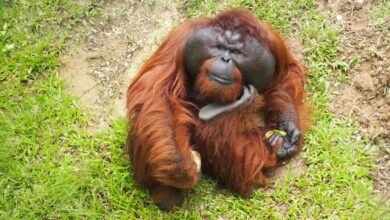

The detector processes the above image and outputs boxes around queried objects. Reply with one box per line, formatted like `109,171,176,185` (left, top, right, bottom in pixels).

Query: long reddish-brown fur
127,8,310,208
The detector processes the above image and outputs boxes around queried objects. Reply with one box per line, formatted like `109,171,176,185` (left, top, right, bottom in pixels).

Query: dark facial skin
184,28,275,90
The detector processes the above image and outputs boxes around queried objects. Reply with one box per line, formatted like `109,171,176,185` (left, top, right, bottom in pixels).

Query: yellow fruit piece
274,129,287,136
265,130,275,139
265,129,287,139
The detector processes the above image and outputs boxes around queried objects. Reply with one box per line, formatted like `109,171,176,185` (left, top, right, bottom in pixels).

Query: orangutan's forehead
192,28,251,44
222,30,242,42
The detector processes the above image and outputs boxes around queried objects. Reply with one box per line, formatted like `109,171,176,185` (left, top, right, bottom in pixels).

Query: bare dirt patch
319,0,389,199
60,0,184,131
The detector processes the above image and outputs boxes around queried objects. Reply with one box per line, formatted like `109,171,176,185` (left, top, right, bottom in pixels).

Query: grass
0,0,388,219
369,0,390,34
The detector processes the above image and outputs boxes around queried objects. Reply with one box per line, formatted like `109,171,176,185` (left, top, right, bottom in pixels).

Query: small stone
354,72,375,91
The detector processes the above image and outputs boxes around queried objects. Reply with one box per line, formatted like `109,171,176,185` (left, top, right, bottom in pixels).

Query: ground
60,0,184,131
321,0,389,199
60,0,390,213
1,0,388,218
60,0,389,197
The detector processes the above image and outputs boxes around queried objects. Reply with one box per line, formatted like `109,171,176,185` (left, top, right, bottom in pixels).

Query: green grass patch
0,0,387,219
369,0,390,34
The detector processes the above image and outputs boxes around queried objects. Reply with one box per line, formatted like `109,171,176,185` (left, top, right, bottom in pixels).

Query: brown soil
319,0,389,199
59,0,184,131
